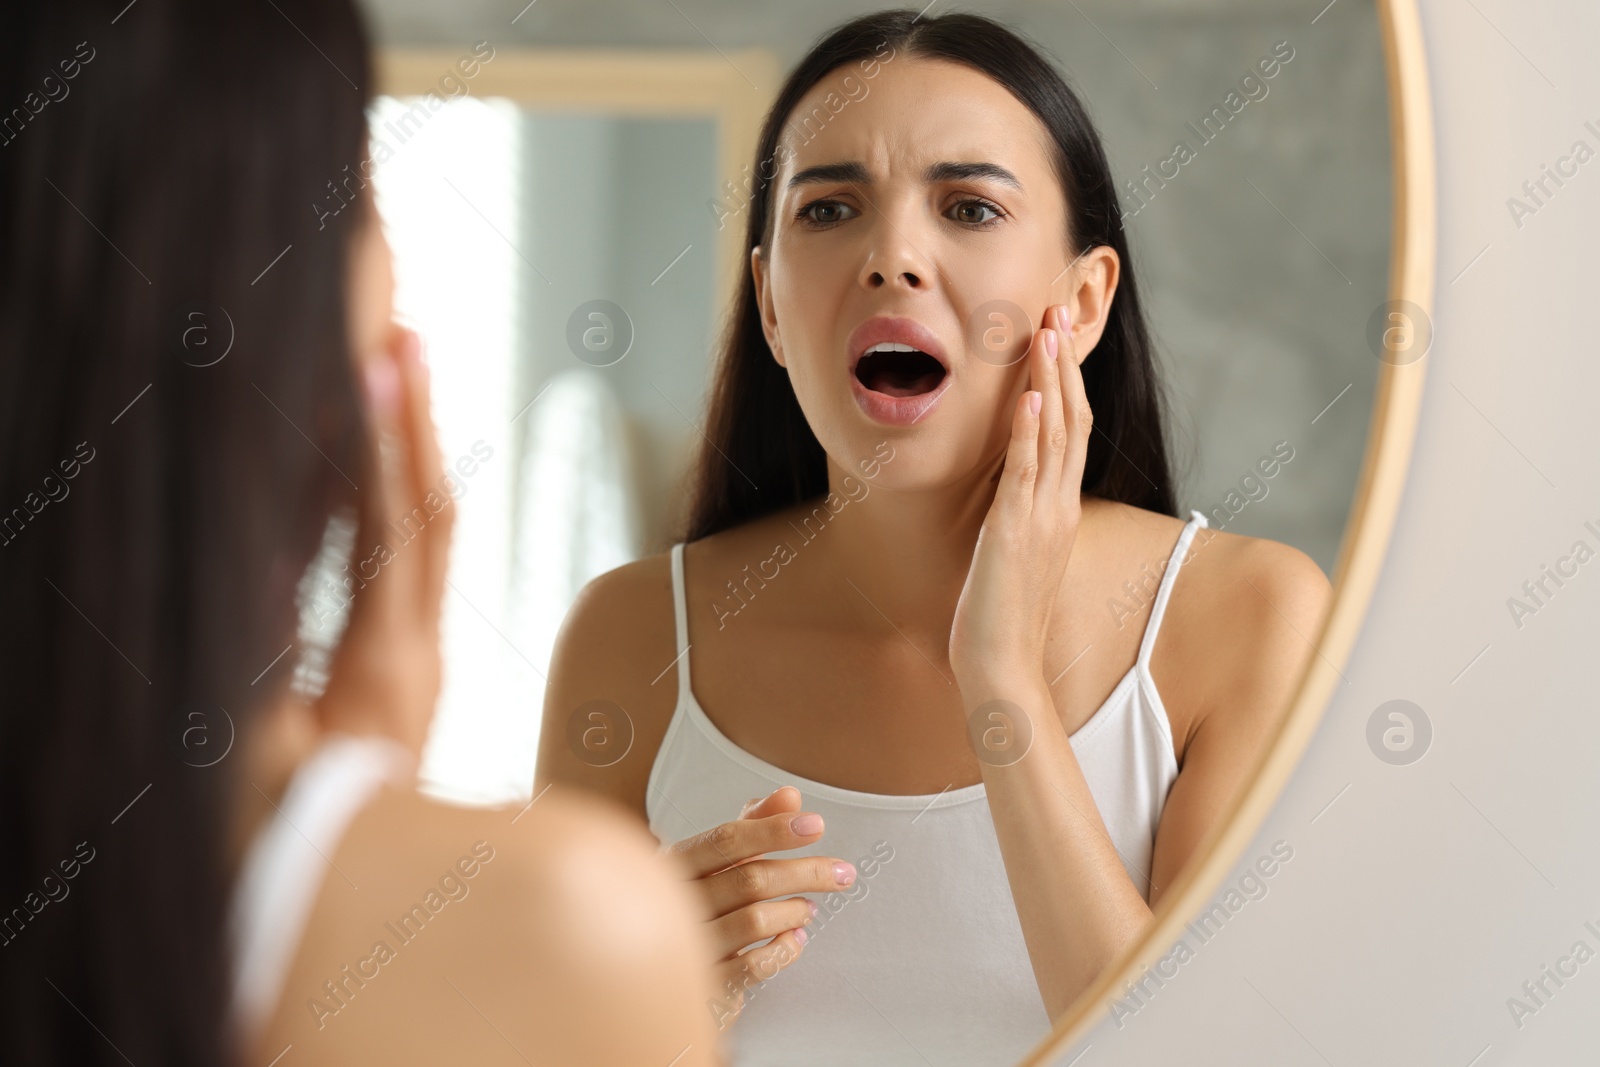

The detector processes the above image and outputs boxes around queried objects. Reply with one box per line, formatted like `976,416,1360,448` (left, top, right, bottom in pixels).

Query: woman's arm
534,556,679,815
961,668,1155,1021
949,306,1330,1022
1147,537,1331,905
964,539,1329,1021
948,307,1138,1021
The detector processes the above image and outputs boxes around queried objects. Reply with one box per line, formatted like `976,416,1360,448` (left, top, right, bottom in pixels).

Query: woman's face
753,56,1118,491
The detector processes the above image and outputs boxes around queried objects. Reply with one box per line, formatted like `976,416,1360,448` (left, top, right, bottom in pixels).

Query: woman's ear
750,245,786,368
1051,245,1120,366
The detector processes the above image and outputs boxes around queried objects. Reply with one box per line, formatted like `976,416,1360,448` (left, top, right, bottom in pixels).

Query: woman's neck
801,454,999,640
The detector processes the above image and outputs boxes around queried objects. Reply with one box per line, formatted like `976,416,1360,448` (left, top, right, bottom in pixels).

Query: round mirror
359,0,1430,1060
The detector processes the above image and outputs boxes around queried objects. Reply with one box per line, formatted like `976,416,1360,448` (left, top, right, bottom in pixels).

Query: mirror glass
359,96,721,801
355,0,1392,1060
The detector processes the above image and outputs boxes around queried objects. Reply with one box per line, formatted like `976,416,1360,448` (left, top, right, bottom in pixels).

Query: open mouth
845,317,953,426
853,342,948,397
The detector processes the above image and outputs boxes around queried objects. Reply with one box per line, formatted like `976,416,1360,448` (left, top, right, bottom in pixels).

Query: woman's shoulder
1162,510,1332,752
543,522,782,695
537,549,680,811
1172,516,1331,635
337,783,680,932
258,783,721,1065
555,511,793,630
678,506,816,571
539,553,676,755
537,516,799,812
1087,496,1328,616
1090,498,1331,747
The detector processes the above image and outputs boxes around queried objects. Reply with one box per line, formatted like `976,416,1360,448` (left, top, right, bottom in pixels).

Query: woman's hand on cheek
315,324,454,762
948,304,1088,689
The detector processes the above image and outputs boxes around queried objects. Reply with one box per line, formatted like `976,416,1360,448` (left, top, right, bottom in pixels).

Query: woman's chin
822,430,1004,499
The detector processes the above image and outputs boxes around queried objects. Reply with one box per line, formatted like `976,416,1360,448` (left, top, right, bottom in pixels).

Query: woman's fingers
707,894,817,961
732,786,803,865
316,325,447,755
389,325,453,616
712,926,810,1027
993,375,1042,524
667,803,826,881
701,854,855,922
357,344,401,562
1032,316,1066,493
666,786,853,945
357,326,439,580
1051,305,1093,498
1054,305,1079,367
740,785,801,821
733,925,809,981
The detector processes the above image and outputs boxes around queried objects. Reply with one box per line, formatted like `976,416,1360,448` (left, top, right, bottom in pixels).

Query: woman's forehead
777,56,1055,187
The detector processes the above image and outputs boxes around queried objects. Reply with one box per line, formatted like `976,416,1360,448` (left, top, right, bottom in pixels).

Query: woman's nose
856,202,935,291
863,266,923,289
859,233,931,291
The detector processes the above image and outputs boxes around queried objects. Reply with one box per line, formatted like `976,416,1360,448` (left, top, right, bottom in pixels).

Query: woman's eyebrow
788,161,872,188
785,159,1023,190
925,161,1022,189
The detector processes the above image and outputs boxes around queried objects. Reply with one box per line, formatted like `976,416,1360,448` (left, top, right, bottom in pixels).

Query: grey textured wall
512,114,717,553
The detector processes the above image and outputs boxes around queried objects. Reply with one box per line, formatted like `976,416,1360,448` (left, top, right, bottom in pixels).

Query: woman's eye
801,200,856,226
950,199,1002,225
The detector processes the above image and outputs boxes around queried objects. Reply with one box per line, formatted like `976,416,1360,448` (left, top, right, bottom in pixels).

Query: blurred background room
338,0,1391,804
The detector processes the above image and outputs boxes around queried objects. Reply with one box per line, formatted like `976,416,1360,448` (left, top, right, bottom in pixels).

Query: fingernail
791,813,823,836
1055,306,1071,333
807,899,818,919
1028,390,1042,415
363,358,399,418
794,926,809,946
833,862,856,886
1044,328,1059,361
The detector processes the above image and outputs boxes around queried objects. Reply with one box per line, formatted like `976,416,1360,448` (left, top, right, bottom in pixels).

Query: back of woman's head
0,1,371,1061
683,8,1175,541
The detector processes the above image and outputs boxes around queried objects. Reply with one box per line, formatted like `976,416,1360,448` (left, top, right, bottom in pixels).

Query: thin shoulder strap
229,733,415,1043
1136,509,1211,669
668,542,692,707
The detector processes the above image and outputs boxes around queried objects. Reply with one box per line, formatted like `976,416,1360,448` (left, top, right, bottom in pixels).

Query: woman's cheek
784,346,848,446
978,370,1024,446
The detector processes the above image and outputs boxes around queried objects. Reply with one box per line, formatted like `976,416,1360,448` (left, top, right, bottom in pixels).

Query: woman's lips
850,370,952,425
845,316,953,426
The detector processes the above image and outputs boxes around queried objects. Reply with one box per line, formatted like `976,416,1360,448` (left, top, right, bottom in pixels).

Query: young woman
538,8,1330,1065
0,3,722,1065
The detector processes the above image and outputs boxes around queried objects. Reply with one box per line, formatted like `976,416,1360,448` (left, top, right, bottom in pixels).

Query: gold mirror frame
378,2,1434,1055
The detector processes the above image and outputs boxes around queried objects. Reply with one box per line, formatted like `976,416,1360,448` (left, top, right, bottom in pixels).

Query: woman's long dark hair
0,1,372,1062
683,9,1175,541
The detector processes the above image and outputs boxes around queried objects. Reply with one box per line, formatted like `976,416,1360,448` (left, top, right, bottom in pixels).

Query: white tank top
228,733,417,1047
647,509,1208,1067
